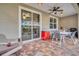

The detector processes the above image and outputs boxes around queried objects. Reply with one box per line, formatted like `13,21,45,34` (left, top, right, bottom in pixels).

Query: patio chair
0,34,20,56
70,31,78,45
51,31,61,41
0,34,8,44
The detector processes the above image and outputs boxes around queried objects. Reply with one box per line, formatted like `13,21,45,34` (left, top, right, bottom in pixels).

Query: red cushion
41,31,50,40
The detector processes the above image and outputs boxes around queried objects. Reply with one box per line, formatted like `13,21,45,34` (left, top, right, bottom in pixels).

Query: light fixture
22,13,31,19
49,6,63,16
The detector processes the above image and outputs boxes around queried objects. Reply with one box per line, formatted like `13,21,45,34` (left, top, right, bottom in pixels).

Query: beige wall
59,14,78,30
0,4,19,41
42,13,49,31
0,3,53,42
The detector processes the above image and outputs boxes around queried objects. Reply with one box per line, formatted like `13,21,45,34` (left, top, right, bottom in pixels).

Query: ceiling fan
49,6,63,14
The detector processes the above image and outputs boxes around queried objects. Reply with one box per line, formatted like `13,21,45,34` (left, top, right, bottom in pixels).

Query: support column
76,14,79,47
78,14,79,39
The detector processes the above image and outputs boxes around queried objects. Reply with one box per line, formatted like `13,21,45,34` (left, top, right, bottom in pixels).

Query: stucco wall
42,13,49,31
0,3,53,42
0,4,19,42
60,14,78,30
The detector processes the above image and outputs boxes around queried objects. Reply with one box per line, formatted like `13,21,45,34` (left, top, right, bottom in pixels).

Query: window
49,17,58,30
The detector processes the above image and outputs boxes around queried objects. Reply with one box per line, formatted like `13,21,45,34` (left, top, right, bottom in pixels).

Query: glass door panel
21,9,31,25
33,13,40,25
33,26,40,38
21,9,32,41
22,25,31,41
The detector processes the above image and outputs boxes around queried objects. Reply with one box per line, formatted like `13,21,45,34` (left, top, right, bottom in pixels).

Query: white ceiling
26,3,77,17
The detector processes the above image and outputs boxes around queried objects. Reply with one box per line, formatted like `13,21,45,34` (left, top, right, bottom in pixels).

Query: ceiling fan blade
48,11,54,14
53,7,57,10
54,12,57,14
56,7,60,10
57,10,63,11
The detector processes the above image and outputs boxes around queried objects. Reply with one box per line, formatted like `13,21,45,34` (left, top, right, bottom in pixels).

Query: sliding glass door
20,7,41,41
33,13,40,39
21,9,32,41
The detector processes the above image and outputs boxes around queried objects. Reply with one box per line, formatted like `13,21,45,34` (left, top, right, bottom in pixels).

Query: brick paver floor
15,39,79,56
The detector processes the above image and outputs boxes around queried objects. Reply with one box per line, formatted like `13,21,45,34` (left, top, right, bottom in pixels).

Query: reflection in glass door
21,9,32,41
22,25,31,41
33,26,40,38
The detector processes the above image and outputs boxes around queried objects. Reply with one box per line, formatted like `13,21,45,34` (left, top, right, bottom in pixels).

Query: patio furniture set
41,30,78,47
